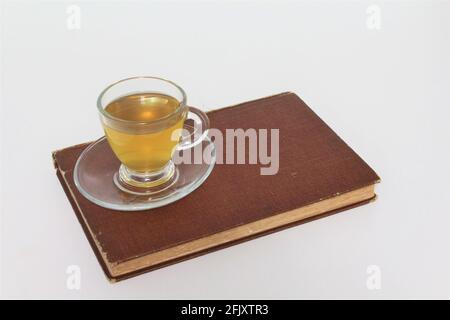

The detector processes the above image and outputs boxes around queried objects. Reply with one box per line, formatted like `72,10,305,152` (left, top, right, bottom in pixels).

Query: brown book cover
52,92,380,282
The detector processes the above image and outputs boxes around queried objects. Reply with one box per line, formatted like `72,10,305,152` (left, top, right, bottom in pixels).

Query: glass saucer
73,136,216,211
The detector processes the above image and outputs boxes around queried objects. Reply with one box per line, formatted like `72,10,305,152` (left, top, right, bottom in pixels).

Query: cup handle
176,106,210,151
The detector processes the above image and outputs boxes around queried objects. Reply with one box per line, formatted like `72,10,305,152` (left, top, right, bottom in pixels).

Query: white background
1,0,449,299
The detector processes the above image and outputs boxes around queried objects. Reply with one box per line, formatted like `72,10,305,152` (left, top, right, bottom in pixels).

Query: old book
52,92,380,282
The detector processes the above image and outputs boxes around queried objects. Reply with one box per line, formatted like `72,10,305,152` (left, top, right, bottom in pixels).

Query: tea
103,92,185,172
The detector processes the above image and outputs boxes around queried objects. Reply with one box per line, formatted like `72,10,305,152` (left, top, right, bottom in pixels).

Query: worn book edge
111,185,376,277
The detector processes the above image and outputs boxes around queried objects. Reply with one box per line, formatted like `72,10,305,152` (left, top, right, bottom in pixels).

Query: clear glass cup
97,76,210,195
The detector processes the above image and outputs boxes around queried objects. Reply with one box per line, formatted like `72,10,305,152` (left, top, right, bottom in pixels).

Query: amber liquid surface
103,93,185,172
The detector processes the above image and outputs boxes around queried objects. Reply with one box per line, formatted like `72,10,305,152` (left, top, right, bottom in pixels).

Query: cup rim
97,76,187,125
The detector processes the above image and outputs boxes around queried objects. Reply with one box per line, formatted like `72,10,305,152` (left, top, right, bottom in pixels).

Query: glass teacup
97,76,209,195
